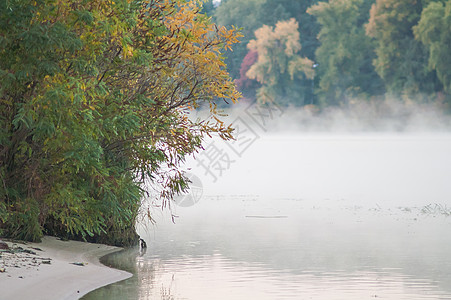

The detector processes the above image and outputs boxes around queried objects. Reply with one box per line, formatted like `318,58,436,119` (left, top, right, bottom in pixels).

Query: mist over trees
214,0,451,108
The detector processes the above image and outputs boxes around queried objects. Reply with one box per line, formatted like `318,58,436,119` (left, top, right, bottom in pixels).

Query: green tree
308,0,385,106
0,0,241,245
246,18,315,105
201,0,216,16
414,0,451,94
215,0,265,79
365,0,441,98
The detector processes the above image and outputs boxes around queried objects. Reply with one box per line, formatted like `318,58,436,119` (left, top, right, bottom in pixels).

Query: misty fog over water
84,104,451,300
189,133,451,206
186,101,451,204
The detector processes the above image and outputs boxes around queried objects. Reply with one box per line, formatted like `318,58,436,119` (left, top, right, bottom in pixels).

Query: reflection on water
83,197,451,300
83,135,451,300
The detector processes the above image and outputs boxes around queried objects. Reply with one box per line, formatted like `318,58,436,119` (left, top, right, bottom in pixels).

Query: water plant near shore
420,203,451,217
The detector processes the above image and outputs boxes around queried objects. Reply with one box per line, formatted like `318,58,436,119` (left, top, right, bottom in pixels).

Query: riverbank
0,236,132,300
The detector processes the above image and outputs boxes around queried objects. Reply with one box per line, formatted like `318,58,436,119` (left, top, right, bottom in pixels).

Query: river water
83,133,451,300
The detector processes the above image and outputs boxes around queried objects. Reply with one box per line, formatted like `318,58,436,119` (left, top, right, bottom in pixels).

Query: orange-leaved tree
246,18,315,106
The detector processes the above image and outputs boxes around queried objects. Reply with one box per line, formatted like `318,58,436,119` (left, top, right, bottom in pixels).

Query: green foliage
215,0,265,79
308,0,385,106
0,0,240,246
365,0,441,97
5,197,42,242
414,0,451,93
214,0,451,107
200,0,216,17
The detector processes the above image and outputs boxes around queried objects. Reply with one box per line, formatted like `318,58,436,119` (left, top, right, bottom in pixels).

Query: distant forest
207,0,451,108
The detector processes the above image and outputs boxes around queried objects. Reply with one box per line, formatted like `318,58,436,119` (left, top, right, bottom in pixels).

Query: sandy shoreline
0,236,132,300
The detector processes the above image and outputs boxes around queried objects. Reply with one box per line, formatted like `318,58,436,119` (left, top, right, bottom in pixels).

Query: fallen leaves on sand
0,242,52,274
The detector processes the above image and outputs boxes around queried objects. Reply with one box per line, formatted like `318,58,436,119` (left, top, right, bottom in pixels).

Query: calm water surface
83,134,451,299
